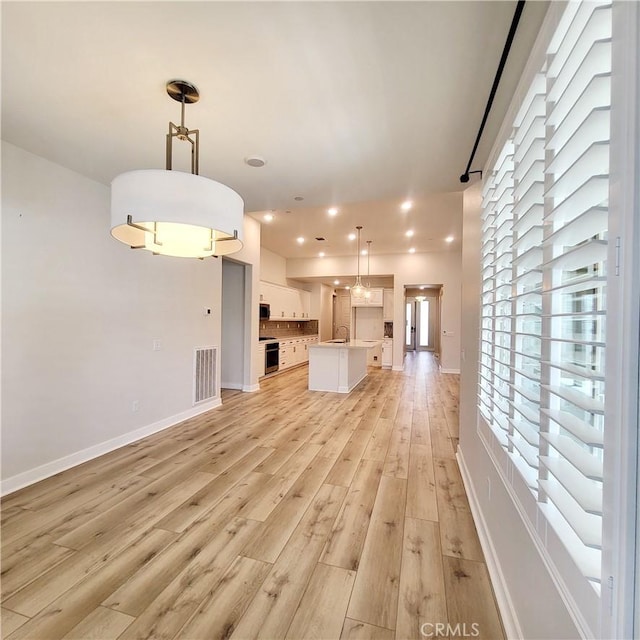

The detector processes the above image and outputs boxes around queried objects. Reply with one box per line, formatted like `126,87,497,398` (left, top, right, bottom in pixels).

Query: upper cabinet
260,282,311,319
383,288,394,321
351,288,383,307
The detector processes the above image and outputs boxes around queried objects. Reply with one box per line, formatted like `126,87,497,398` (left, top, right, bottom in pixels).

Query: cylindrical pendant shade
111,169,244,257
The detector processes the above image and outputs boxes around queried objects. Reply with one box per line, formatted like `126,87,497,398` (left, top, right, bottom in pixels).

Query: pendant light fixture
363,240,372,300
351,226,366,299
110,80,244,258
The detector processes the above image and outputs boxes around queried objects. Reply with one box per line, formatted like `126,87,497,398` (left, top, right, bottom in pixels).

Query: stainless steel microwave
259,303,270,320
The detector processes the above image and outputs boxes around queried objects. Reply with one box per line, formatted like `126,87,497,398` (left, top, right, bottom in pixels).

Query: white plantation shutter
477,0,611,598
509,72,545,490
539,0,610,584
479,143,515,448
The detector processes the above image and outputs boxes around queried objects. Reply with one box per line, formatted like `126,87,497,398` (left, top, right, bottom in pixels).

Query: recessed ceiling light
297,237,305,244
361,249,367,256
328,207,338,216
319,252,325,257
405,229,414,237
445,235,454,243
294,196,304,201
334,279,340,285
409,247,416,253
401,200,412,211
345,285,351,290
263,213,274,222
245,156,266,168
348,233,356,241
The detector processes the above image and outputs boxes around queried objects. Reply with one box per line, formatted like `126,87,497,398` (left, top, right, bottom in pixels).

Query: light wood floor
1,352,504,640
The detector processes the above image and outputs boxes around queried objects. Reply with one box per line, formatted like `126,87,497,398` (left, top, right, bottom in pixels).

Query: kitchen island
308,339,380,393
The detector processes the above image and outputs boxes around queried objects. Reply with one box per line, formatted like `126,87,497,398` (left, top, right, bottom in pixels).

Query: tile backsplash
259,319,319,339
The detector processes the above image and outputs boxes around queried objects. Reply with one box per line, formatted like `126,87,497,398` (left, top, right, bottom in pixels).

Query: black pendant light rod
460,0,526,183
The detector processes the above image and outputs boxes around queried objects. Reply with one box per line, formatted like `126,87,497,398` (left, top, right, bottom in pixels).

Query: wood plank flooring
1,352,504,640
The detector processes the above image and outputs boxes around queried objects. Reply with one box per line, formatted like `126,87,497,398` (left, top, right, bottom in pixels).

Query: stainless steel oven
265,342,279,374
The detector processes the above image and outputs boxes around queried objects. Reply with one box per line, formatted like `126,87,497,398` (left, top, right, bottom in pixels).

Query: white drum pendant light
111,80,244,258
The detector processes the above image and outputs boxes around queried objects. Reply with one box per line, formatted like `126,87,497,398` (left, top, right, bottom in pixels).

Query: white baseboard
221,382,243,390
242,383,260,392
392,364,404,371
0,398,222,497
439,367,461,374
456,449,523,640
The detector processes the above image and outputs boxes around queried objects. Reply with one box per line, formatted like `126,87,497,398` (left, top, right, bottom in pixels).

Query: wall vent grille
193,346,217,405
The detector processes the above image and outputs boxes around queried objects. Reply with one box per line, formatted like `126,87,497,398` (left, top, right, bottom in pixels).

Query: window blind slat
542,408,604,447
539,479,602,548
540,457,603,514
541,432,604,481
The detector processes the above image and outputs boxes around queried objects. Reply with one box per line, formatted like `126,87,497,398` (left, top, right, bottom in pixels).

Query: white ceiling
1,1,548,259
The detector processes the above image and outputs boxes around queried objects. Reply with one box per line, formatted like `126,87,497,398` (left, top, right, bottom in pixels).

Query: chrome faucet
336,325,350,342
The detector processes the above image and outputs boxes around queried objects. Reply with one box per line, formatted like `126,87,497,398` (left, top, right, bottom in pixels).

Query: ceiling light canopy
110,80,244,258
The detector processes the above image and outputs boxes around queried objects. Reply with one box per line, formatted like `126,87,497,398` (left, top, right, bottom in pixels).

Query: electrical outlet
132,400,139,412
203,307,211,316
153,339,162,351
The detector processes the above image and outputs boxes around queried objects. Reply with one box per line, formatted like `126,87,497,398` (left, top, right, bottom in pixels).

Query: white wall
221,260,245,389
458,185,580,640
1,142,225,493
260,247,287,285
227,215,261,392
287,249,462,372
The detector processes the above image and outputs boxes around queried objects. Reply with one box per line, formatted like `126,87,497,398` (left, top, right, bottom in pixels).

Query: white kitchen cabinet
279,343,293,370
382,338,393,368
299,290,311,318
351,288,383,307
258,343,266,377
260,281,312,320
383,288,394,321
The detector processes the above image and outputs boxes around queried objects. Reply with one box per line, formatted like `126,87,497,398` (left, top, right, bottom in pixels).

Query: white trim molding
0,398,222,497
457,449,523,640
439,367,460,375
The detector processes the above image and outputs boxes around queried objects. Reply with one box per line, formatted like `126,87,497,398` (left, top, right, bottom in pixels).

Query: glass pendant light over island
363,239,372,300
351,226,367,299
110,80,244,258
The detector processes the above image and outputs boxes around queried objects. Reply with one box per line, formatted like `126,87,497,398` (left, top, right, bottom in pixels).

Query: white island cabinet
308,340,380,393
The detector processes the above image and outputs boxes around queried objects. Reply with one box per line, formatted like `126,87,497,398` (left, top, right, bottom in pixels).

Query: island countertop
311,339,381,350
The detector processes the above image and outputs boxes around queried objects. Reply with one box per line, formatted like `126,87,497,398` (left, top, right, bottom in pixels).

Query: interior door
405,301,416,351
417,297,436,351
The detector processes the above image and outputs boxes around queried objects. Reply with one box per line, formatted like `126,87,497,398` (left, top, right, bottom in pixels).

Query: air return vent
193,346,217,404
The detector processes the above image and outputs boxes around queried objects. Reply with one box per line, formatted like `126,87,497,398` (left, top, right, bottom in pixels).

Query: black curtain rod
460,0,526,183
